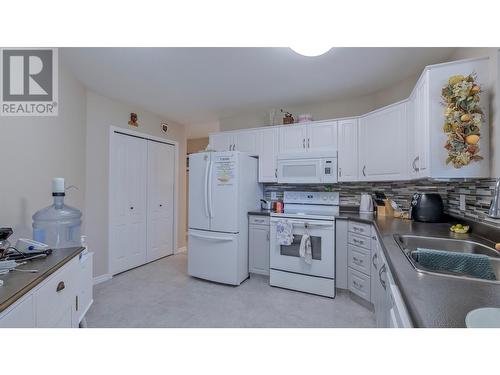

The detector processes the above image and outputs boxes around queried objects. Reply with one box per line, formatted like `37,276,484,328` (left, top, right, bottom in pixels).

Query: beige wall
187,137,209,153
446,48,499,177
85,91,187,277
0,63,87,243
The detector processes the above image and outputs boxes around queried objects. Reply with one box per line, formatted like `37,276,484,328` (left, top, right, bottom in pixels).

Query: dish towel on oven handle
276,220,293,246
299,233,312,264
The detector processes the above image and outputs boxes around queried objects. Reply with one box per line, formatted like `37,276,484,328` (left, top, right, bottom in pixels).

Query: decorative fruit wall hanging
441,73,484,168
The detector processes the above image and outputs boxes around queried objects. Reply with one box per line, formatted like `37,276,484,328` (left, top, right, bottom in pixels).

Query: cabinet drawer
348,268,371,301
249,215,270,226
348,244,371,275
348,232,371,250
348,221,371,236
35,257,78,328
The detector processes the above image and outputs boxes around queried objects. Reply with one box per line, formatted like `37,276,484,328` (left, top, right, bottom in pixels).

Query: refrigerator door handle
189,232,234,242
203,157,210,218
208,160,214,218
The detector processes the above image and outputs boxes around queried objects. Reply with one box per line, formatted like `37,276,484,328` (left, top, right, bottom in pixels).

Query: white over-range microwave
277,152,338,184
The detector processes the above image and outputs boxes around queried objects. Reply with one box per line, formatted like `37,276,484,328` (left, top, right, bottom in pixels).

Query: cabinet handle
362,165,366,176
339,168,342,177
412,156,420,172
275,168,277,178
233,144,236,151
302,139,305,149
379,264,387,290
266,231,270,241
159,204,163,207
372,253,378,270
56,281,66,292
307,138,310,148
76,295,79,311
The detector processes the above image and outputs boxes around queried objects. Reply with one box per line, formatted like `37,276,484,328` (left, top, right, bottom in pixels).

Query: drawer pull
56,281,66,292
353,280,363,289
353,257,363,265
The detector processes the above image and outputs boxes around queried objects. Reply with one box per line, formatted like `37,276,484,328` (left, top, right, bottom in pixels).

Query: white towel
299,233,312,264
276,220,293,246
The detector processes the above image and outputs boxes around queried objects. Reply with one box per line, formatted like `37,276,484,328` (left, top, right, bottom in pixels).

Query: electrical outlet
460,194,466,211
271,192,277,200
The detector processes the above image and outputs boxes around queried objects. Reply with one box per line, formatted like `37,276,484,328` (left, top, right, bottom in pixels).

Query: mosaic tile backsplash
264,178,500,227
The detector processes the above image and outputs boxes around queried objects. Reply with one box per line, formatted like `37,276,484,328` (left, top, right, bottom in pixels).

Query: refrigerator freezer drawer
187,229,246,285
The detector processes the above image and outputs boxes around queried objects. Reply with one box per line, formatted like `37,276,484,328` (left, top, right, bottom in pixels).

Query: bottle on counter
32,178,82,249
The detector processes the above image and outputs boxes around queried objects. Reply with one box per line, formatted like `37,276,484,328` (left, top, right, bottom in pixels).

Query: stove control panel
283,191,339,205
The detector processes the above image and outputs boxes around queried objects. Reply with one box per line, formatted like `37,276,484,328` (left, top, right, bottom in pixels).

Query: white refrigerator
188,151,262,285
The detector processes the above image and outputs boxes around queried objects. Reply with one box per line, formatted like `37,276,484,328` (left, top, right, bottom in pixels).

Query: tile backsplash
264,178,500,227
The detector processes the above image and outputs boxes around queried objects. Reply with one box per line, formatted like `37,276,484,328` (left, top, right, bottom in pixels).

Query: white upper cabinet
210,133,233,151
279,121,337,154
359,101,408,181
279,124,308,153
410,73,429,178
338,118,358,181
259,127,279,182
233,129,260,155
307,121,338,153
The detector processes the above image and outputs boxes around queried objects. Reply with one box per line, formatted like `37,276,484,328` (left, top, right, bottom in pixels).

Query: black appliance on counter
410,193,444,223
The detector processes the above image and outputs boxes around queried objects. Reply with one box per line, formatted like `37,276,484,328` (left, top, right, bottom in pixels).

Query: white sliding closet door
109,133,148,274
147,140,175,262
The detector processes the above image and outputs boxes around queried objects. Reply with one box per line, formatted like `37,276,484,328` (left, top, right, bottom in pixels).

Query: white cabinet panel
76,252,94,325
249,221,270,276
147,141,175,262
259,128,279,182
210,133,233,151
359,102,408,181
279,125,307,153
0,295,35,328
338,119,358,181
234,130,259,155
307,121,338,152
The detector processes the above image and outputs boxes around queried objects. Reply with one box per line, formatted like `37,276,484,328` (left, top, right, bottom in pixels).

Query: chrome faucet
488,178,500,218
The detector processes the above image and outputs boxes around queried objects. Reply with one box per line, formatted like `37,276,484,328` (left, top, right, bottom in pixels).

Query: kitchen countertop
337,212,500,328
0,247,84,314
248,209,272,216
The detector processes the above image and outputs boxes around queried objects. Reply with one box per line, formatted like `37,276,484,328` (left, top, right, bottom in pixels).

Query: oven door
270,218,335,279
277,158,322,184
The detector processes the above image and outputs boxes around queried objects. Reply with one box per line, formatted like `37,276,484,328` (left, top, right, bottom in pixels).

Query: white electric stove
269,191,339,298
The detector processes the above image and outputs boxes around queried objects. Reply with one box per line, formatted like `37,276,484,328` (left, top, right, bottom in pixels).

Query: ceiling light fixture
290,46,332,57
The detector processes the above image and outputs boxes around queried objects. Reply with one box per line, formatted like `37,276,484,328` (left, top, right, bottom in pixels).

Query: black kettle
409,193,444,223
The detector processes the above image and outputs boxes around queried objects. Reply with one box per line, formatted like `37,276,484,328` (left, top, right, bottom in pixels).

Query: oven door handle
271,218,334,227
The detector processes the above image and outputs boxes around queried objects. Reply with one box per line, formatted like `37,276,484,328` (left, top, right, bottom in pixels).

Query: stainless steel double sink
394,234,500,283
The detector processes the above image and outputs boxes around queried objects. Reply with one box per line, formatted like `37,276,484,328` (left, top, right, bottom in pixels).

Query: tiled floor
86,252,376,328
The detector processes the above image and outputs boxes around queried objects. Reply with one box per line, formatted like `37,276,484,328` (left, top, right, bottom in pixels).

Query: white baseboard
93,274,112,285
175,246,187,254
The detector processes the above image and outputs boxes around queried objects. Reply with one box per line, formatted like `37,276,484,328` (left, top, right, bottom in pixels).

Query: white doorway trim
108,125,179,275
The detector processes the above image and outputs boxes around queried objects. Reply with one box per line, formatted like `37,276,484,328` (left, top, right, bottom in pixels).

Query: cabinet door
259,128,279,182
0,295,35,328
359,102,408,181
109,133,148,274
210,133,233,151
147,141,175,262
279,125,307,153
75,252,93,325
414,75,429,176
338,119,358,181
407,93,418,178
307,121,338,153
234,130,259,155
249,224,270,276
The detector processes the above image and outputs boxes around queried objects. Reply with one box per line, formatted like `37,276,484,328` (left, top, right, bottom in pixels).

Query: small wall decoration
441,73,483,168
161,122,168,134
128,112,139,127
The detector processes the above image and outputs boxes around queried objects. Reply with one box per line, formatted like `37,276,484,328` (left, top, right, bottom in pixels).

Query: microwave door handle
208,160,214,218
203,157,210,218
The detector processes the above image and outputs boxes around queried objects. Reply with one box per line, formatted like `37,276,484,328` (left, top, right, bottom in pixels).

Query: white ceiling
62,47,455,125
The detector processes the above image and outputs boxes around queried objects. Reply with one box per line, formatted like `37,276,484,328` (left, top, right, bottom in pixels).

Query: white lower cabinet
248,215,270,276
0,252,93,328
347,220,372,302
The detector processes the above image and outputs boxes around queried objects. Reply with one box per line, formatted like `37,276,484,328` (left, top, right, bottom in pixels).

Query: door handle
379,264,387,290
275,168,277,178
362,165,366,176
204,159,210,218
207,160,214,218
372,252,378,270
189,232,234,241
